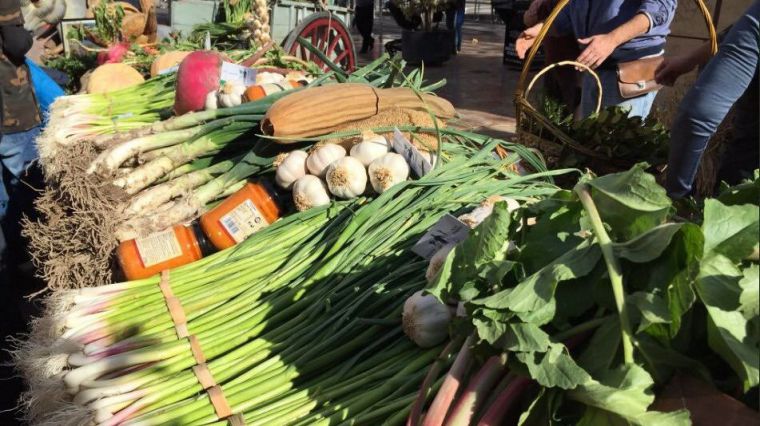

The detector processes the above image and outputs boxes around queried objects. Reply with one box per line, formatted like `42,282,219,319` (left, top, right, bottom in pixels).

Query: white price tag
412,214,471,260
391,128,433,178
220,62,257,87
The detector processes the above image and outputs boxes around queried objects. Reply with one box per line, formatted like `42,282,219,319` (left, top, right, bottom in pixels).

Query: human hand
576,33,618,69
516,23,543,60
655,55,696,86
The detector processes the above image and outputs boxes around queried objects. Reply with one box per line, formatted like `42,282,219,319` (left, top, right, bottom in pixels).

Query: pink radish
97,42,129,65
173,51,224,115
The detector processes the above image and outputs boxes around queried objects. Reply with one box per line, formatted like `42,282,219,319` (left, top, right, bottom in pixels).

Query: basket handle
526,60,603,115
515,0,719,118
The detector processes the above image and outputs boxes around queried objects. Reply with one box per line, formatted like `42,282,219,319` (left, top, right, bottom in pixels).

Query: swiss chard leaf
473,240,601,325
739,264,759,320
701,199,759,262
518,388,564,426
568,364,690,426
717,172,760,207
515,343,592,390
428,201,513,302
695,254,760,390
612,223,683,263
585,164,672,241
628,291,671,334
520,193,585,273
577,318,622,376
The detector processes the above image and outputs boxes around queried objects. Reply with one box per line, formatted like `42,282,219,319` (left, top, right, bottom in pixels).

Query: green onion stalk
19,141,570,425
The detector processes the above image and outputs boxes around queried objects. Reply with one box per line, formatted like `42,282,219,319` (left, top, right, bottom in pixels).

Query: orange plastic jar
200,180,283,250
244,81,302,102
116,223,215,281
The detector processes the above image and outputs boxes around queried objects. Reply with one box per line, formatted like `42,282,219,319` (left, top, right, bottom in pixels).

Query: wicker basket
514,0,719,174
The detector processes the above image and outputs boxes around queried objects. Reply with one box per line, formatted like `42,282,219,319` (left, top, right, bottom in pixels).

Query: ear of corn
263,84,458,141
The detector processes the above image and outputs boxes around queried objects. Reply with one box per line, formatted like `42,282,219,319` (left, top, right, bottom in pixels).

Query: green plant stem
574,183,634,364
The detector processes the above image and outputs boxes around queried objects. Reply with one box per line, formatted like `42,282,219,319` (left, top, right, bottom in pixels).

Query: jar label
135,229,183,268
219,199,270,243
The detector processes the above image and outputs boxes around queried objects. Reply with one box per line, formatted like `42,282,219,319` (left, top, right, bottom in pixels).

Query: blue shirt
554,0,676,63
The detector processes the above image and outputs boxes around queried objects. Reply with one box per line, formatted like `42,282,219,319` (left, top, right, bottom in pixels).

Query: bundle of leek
16,141,568,425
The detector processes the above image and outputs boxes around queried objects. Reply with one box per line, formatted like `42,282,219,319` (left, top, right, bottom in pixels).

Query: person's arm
655,26,732,86
517,1,570,60
576,13,651,69
524,0,550,27
576,0,676,69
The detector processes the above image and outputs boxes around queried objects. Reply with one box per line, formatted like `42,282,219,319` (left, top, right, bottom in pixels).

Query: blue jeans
580,68,658,118
454,4,465,51
0,126,41,265
0,126,40,219
666,1,760,199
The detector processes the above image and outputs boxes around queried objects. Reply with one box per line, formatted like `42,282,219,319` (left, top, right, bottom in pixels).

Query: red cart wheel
282,11,357,73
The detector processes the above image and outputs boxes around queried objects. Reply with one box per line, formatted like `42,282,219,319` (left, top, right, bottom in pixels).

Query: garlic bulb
402,291,452,348
368,153,409,193
425,243,455,284
205,91,218,110
292,175,331,211
275,150,308,190
326,156,367,199
307,144,346,177
218,82,245,108
350,132,390,167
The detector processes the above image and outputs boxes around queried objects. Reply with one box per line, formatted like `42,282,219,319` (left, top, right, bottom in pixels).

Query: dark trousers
355,6,374,50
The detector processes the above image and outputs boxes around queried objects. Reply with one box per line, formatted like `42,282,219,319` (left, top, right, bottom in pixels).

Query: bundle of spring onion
25,54,439,291
15,140,570,425
37,74,177,175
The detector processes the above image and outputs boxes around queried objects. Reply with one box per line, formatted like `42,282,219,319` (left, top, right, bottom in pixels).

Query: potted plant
391,0,454,65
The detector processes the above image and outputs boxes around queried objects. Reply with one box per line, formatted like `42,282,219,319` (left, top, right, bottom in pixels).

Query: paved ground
354,13,523,140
